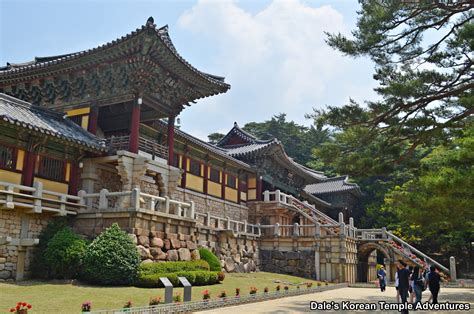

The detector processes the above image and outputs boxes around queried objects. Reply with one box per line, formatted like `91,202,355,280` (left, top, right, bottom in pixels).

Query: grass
0,272,325,313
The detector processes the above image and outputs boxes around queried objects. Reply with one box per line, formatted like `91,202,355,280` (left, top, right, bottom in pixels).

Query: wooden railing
107,135,168,160
0,181,82,216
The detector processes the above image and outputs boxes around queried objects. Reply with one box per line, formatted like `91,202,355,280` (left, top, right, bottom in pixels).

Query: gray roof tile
304,176,362,195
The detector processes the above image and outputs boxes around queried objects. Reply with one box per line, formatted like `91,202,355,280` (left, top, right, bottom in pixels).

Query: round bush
43,227,86,279
194,271,210,285
198,248,221,271
82,223,140,285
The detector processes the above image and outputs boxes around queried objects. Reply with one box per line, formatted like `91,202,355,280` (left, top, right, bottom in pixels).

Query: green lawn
0,272,324,313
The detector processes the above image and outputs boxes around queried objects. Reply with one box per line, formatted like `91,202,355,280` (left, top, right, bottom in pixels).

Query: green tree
382,126,474,268
312,0,473,159
208,132,225,144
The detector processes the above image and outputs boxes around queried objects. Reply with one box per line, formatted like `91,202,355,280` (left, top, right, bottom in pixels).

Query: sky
0,0,378,140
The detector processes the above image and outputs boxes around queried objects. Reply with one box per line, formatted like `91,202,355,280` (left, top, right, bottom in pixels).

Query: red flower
9,309,15,313
27,304,32,309
16,305,20,310
22,303,27,307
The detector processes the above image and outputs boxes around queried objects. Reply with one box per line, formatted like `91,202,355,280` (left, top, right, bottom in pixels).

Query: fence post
78,190,86,206
244,220,248,234
131,188,140,210
381,227,387,239
206,212,211,226
99,189,109,210
338,212,344,223
339,222,346,239
164,196,170,214
32,181,43,213
189,201,195,219
349,217,354,238
5,185,15,209
263,190,270,202
315,222,321,238
293,222,300,237
450,256,457,281
257,223,261,236
226,216,231,229
149,197,155,211
275,189,281,203
59,195,67,216
274,223,280,237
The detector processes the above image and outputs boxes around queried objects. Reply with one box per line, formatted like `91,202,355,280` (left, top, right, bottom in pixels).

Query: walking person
411,266,424,305
408,266,415,303
427,266,441,304
395,265,400,302
378,265,387,292
397,260,411,314
424,267,432,303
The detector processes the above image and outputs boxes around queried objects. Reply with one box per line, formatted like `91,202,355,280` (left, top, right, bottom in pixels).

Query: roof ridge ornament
146,16,156,28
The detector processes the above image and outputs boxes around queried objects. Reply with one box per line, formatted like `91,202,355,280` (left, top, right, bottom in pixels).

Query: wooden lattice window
37,156,65,182
209,168,220,183
172,154,180,168
226,174,237,189
0,145,16,170
69,115,83,126
189,159,201,176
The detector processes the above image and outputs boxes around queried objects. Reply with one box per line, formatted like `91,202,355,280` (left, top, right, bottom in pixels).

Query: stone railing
0,180,82,216
107,135,168,160
79,188,195,220
194,212,261,237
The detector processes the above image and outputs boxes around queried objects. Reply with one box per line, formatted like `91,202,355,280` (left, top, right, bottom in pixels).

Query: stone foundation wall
0,210,51,281
172,188,248,222
260,250,316,279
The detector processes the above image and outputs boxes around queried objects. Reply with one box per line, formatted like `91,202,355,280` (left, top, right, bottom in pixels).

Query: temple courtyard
199,286,474,314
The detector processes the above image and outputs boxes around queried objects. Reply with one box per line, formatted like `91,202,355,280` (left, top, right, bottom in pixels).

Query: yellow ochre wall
225,187,238,203
0,170,21,185
186,173,204,192
33,178,68,198
208,181,222,198
16,149,25,171
66,107,90,130
247,176,257,200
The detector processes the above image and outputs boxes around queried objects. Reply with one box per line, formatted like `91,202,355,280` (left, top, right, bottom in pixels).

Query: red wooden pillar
167,116,175,166
68,163,79,196
203,163,208,195
181,155,187,188
237,176,241,204
21,151,37,187
256,175,263,201
129,100,141,154
87,106,99,135
221,172,226,200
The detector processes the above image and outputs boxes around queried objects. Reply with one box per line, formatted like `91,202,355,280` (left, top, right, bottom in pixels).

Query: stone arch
357,242,392,282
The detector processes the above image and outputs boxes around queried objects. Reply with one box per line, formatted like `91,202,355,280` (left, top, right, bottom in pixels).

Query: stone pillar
167,116,175,166
314,244,320,281
15,215,29,281
450,256,457,281
87,105,99,135
21,150,37,186
129,98,141,154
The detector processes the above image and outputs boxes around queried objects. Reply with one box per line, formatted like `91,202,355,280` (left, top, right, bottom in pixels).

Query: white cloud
177,0,377,140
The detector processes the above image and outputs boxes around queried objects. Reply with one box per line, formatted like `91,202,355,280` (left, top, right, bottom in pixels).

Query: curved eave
0,23,230,98
301,190,333,208
0,118,106,153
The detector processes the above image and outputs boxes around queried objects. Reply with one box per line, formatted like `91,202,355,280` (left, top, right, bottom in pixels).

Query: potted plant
276,285,281,292
149,296,161,306
235,288,240,297
173,293,182,304
306,282,313,288
264,287,269,294
81,301,91,313
249,286,258,296
218,291,227,301
202,290,211,302
9,302,32,314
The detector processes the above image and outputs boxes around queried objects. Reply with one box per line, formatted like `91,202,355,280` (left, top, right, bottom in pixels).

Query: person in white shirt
395,265,400,302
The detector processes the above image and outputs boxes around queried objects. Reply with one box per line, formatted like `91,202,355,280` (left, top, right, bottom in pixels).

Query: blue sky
0,0,377,140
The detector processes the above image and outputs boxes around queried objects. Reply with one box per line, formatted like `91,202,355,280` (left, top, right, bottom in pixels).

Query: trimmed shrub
198,248,221,271
31,218,68,278
43,227,87,278
139,260,209,275
217,271,225,282
136,271,220,288
82,223,140,285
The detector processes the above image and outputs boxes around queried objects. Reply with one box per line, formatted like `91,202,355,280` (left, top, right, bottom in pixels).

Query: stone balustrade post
338,212,344,223
274,223,280,237
226,216,231,230
164,196,170,214
340,222,346,239
206,212,211,226
315,222,321,238
189,201,195,219
256,223,261,236
293,223,300,237
349,217,354,238
99,189,109,210
131,188,140,210
177,204,182,216
450,256,457,281
150,198,156,211
275,189,281,202
5,185,14,209
263,190,270,202
33,181,43,213
243,220,248,234
78,190,86,207
381,227,387,239
59,195,67,216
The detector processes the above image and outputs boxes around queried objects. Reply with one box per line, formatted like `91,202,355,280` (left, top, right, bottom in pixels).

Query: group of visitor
378,260,442,313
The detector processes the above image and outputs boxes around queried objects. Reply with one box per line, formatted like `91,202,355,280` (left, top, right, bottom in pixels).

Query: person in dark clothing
397,260,411,314
427,266,441,304
411,266,424,304
378,265,387,292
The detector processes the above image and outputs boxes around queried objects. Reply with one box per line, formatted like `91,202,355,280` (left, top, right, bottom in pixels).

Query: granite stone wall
260,250,316,279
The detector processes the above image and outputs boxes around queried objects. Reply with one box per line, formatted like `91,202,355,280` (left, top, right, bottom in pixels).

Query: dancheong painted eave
0,17,230,114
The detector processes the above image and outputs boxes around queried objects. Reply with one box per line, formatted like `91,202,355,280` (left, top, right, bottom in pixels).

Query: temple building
0,17,450,283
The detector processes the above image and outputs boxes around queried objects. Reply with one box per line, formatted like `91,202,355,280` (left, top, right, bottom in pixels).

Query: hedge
139,260,210,275
198,248,221,271
137,270,223,288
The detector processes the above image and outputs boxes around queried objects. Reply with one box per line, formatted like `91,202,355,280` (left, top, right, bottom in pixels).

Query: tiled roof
0,17,229,91
216,122,270,146
0,93,106,152
223,139,277,156
304,176,362,196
